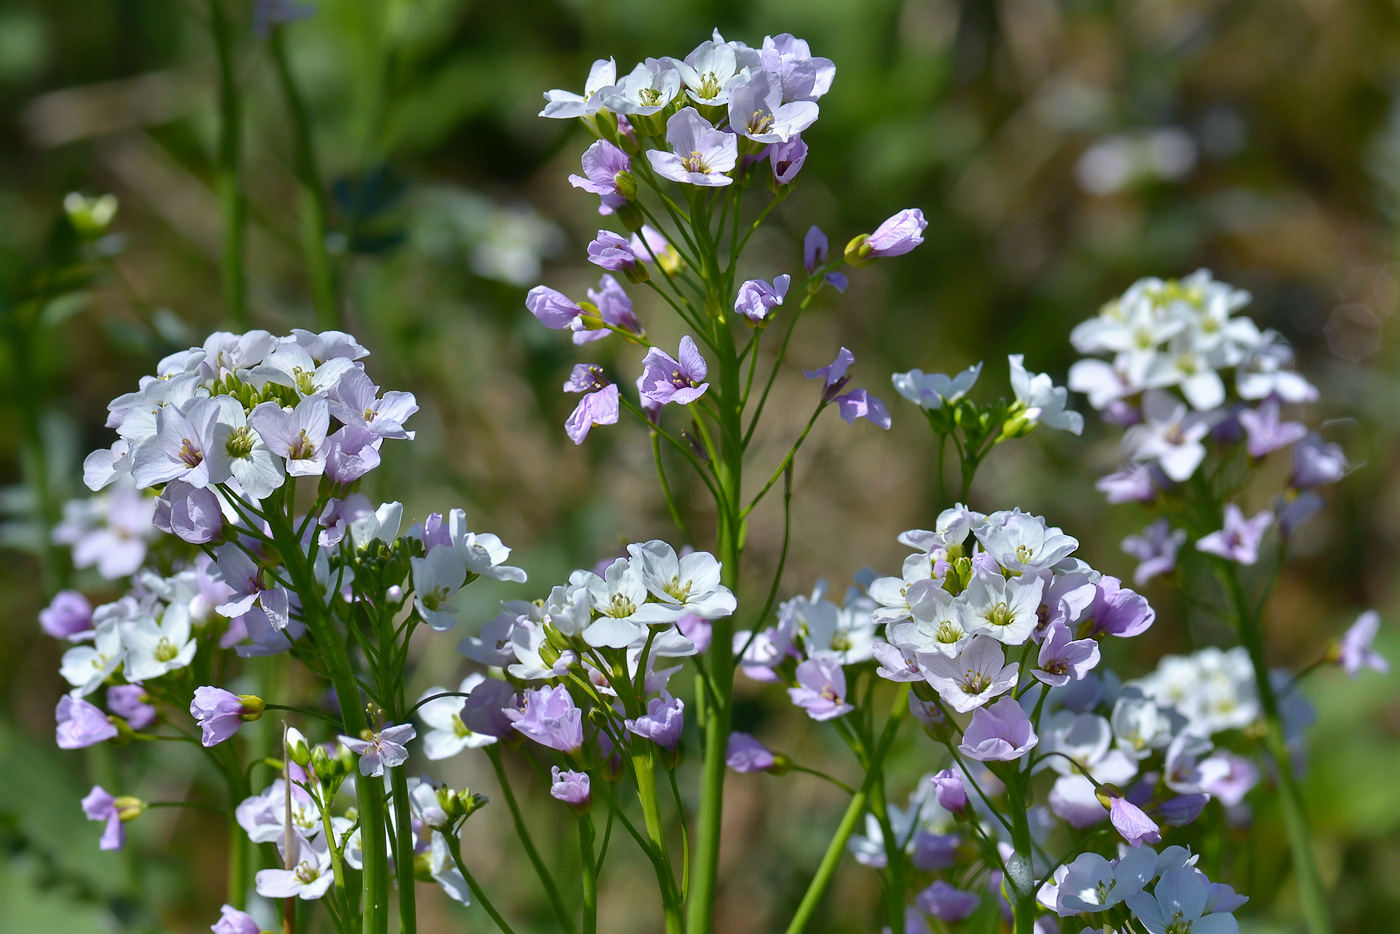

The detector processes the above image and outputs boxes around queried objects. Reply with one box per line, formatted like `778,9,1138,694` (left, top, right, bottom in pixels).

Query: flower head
735,275,791,323
57,695,118,749
550,766,591,810
788,657,853,721
1338,610,1387,678
338,723,416,777
647,108,738,187
640,336,710,406
958,695,1038,762
507,685,584,753
191,686,264,747
1195,504,1272,566
726,732,777,773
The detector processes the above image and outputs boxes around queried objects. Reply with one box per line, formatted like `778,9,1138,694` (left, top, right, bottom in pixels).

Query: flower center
986,602,1016,628
746,110,774,135
935,620,963,644
697,72,722,99
178,438,204,468
154,638,179,662
226,425,256,459
287,429,317,460
606,593,637,618
962,671,991,694
639,87,663,106
294,860,322,885
670,368,701,389
664,575,692,602
680,151,712,175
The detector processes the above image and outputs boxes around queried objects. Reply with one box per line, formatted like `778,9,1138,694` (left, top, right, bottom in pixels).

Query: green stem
631,746,684,934
1222,565,1332,934
485,747,577,934
207,0,247,329
1004,767,1037,934
444,834,518,934
868,774,906,934
388,767,417,934
269,29,339,328
578,815,598,934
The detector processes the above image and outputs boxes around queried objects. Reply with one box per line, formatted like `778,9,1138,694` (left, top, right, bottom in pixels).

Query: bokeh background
2,0,1398,931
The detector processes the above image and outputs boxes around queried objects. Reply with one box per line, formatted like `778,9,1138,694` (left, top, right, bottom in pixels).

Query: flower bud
64,192,118,238
843,234,874,267
310,744,332,777
615,201,645,232
113,796,146,822
622,261,650,285
286,729,312,768
767,752,794,776
236,694,266,722
614,170,638,202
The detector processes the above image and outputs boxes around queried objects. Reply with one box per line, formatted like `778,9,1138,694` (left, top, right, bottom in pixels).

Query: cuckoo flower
81,785,128,851
788,657,854,721
726,732,777,773
208,398,285,498
563,364,620,444
647,108,738,187
191,686,264,747
836,389,892,428
918,635,1019,712
107,684,155,730
769,136,807,184
803,226,848,292
1034,620,1101,686
600,59,682,115
917,882,980,923
1122,519,1187,586
339,724,416,777
1239,399,1306,458
540,58,617,119
56,695,118,749
892,364,983,410
930,769,969,813
727,71,818,144
804,347,854,400
41,590,93,640
760,33,837,101
735,275,790,323
625,692,685,752
1338,610,1387,678
248,394,331,477
418,675,498,758
575,275,641,344
551,767,591,810
1010,355,1083,435
959,695,1038,762
526,286,584,330
586,230,639,273
640,336,710,406
568,139,631,214
863,208,927,258
130,396,226,489
1126,868,1238,934
1195,504,1272,566
212,905,259,934
507,685,584,753
256,832,334,900
327,367,418,441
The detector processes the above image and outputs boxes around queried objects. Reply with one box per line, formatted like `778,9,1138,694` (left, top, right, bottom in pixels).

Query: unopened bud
310,745,332,776
614,170,638,202
286,728,312,768
63,192,118,238
622,261,650,285
1093,783,1123,811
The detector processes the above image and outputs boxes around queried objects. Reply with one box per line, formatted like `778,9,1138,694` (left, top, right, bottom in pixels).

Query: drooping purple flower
1081,577,1155,639
586,230,638,273
1238,399,1307,458
323,427,383,485
958,695,1038,762
625,692,685,751
788,657,854,721
191,686,261,747
803,226,848,292
1278,490,1324,537
1196,504,1273,566
568,140,631,214
507,685,584,754
550,766,592,810
153,480,224,544
563,364,621,444
339,723,417,777
769,136,808,184
1096,464,1160,504
1156,794,1210,826
837,389,892,429
734,275,791,323
212,904,260,934
460,678,519,738
804,347,854,397
639,336,710,406
646,108,738,187
56,695,118,749
526,286,584,330
40,590,93,640
81,785,125,850
1108,794,1162,847
107,685,155,730
1338,610,1387,678
1033,619,1101,685
916,881,980,922
574,275,641,344
1292,433,1347,488
1121,519,1187,587
726,732,777,772
911,831,960,871
864,208,927,257
760,33,836,102
930,768,968,813
630,226,672,264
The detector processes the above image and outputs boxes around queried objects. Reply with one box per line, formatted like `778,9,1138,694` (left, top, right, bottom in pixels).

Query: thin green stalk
269,29,339,328
1004,767,1038,934
207,0,248,328
485,747,577,934
868,774,906,934
631,746,684,934
1221,564,1332,934
388,767,417,934
444,834,518,934
578,816,598,934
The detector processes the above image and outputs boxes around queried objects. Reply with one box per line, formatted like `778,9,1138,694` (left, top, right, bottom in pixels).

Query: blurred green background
1,0,1398,931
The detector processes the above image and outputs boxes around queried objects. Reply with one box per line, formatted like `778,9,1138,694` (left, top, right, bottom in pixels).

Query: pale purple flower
803,226,848,292
153,480,224,544
568,140,631,214
550,766,591,809
107,684,155,730
1156,794,1210,826
726,732,776,772
646,108,738,187
958,695,1038,762
41,590,93,640
727,71,818,144
625,692,685,751
1126,868,1232,934
1239,400,1306,458
57,695,118,749
1096,464,1160,504
526,286,584,330
256,832,333,900
54,480,156,579
191,686,256,747
866,209,926,257
788,657,854,720
1034,620,1101,686
916,881,980,922
912,831,960,871
575,275,641,344
918,635,1019,712
1081,577,1155,638
211,904,259,934
563,364,620,444
540,58,616,119
1292,433,1347,488
630,225,672,264
1196,504,1273,566
248,395,331,477
327,367,417,441
769,136,807,184
1108,795,1161,847
639,336,710,406
837,389,891,428
804,347,854,399
81,785,125,850
586,230,638,272
507,685,584,753
339,723,416,777
760,33,836,101
930,768,968,813
1122,519,1187,586
1338,610,1387,678
460,678,519,739
323,427,382,484
1202,751,1259,807
677,613,713,653
735,275,791,323
130,396,226,489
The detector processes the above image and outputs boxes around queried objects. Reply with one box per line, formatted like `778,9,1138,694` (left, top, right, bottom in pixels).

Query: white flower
891,363,982,410
440,509,526,583
1056,848,1157,915
246,341,354,398
668,39,749,106
417,675,497,759
917,635,1018,713
626,540,736,622
256,832,334,900
867,552,936,624
1009,354,1083,435
207,396,285,500
599,60,682,116
576,558,651,649
411,546,468,632
1110,692,1179,759
121,602,197,682
975,509,1079,575
60,620,124,696
886,586,968,658
348,501,404,551
1122,390,1212,482
130,395,226,489
540,58,617,119
956,570,1045,646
